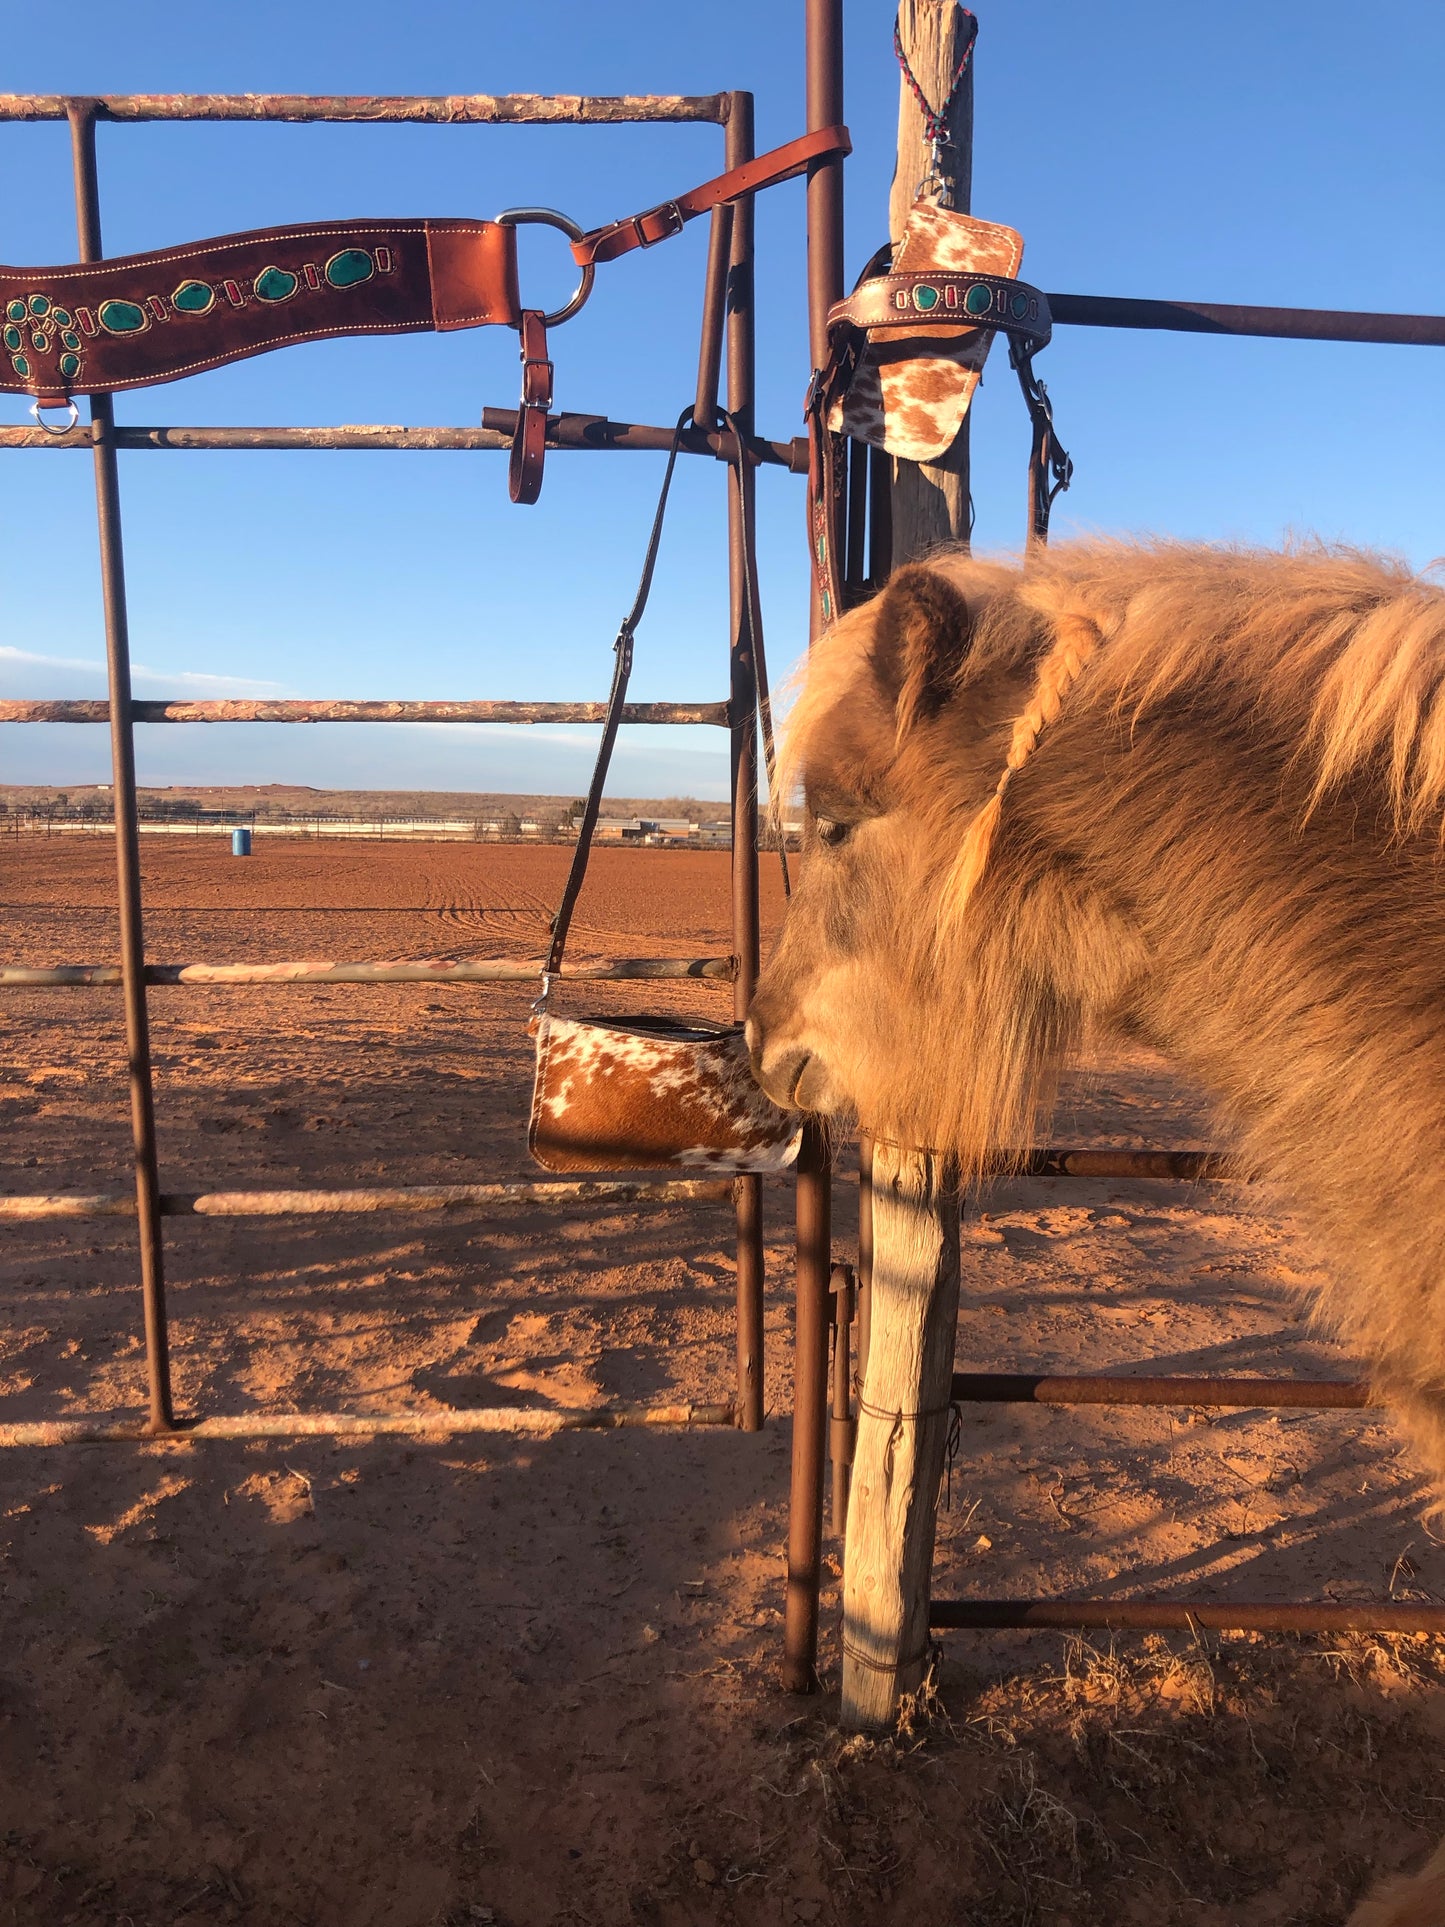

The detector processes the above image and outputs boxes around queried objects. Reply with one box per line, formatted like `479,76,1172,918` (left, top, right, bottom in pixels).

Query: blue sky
3,0,1441,798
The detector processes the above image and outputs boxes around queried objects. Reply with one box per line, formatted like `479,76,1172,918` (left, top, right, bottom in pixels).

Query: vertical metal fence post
784,1118,832,1688
781,0,846,1692
67,98,175,1433
725,91,766,1435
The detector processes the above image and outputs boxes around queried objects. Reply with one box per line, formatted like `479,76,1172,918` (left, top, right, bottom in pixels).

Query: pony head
746,549,1124,1162
747,538,1445,1172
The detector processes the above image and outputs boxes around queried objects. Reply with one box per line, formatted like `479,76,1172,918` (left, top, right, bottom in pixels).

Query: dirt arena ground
2,837,1444,1927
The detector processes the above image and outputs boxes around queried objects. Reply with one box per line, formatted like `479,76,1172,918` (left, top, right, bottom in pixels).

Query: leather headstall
2,124,851,510
806,255,1073,619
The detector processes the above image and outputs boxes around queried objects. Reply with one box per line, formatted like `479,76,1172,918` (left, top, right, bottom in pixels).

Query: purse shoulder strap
542,405,694,991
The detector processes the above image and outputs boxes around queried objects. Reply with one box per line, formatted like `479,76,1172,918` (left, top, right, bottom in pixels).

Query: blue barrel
231,827,252,857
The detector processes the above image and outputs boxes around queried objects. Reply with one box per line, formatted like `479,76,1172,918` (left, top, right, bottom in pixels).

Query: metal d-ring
30,396,80,436
495,207,595,327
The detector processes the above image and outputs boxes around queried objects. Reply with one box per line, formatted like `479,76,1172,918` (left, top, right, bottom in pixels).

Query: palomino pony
745,539,1445,1927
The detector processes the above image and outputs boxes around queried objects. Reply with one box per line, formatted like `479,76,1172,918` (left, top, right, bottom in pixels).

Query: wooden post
841,1146,959,1725
839,0,973,1732
885,0,974,559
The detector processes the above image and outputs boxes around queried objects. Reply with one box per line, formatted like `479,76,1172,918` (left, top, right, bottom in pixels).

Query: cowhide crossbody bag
527,409,800,1176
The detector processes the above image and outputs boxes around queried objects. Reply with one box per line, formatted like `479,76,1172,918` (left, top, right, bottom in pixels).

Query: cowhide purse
526,411,800,1177
529,1012,801,1173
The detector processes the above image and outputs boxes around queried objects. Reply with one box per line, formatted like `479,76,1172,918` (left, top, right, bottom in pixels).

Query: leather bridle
806,253,1073,616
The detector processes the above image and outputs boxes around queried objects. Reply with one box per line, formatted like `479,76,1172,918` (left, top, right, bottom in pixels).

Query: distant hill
0,784,721,822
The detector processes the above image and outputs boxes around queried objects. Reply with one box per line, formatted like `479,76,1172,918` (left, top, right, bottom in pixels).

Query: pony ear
866,564,975,735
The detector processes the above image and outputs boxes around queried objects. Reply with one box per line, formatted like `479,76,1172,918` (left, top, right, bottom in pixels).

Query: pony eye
815,817,852,847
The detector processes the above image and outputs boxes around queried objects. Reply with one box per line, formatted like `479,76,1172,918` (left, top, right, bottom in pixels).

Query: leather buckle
632,202,686,249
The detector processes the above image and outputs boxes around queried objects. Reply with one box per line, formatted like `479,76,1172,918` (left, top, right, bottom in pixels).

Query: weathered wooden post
885,0,973,556
839,0,972,1731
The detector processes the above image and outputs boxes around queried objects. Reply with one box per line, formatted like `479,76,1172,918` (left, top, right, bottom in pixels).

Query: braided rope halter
893,7,978,207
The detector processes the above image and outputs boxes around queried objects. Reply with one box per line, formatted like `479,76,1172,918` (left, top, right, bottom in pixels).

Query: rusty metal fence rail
0,85,773,1443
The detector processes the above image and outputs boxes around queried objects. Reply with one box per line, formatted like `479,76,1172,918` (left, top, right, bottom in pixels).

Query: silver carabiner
913,135,954,208
494,207,595,327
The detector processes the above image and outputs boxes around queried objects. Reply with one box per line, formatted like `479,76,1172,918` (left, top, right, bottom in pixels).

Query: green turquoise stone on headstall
52,309,71,328
11,353,28,377
325,248,375,288
964,283,993,316
30,332,48,354
172,280,215,313
912,283,940,312
98,299,147,334
27,294,49,317
2,326,18,352
254,266,299,303
58,353,80,379
1011,291,1029,319
61,331,81,351
6,300,24,323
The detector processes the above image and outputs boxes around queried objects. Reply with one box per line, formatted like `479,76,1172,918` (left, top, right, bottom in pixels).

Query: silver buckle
634,202,685,248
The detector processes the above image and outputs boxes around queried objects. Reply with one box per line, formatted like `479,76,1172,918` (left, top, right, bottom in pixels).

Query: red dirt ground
1,838,1443,1927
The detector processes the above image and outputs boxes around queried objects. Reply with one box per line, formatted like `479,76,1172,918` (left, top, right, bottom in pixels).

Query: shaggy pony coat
745,540,1445,1923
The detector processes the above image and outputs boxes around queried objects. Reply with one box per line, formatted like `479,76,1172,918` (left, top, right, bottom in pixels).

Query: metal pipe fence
5,25,1445,1669
0,83,770,1442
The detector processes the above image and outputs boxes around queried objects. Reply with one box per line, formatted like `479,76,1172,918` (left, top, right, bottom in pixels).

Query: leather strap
571,125,852,268
543,403,782,975
827,272,1052,350
0,218,520,402
544,407,695,984
509,309,552,505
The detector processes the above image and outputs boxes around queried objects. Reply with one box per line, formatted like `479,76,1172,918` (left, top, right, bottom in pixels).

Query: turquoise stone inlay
1010,290,1029,319
30,331,48,354
912,283,940,312
58,353,80,379
60,331,81,352
11,353,29,378
254,266,299,303
325,248,375,289
172,280,215,315
6,300,24,323
27,294,49,317
52,309,71,328
98,299,147,335
2,325,19,353
964,283,993,316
